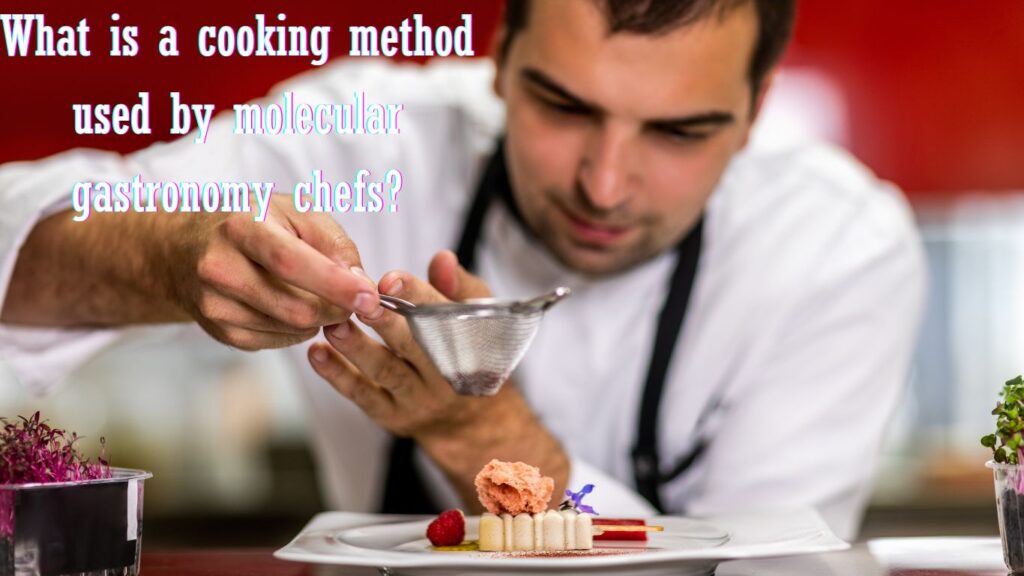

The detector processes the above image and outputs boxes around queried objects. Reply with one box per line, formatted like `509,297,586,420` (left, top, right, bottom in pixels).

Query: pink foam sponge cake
474,459,554,516
424,459,663,553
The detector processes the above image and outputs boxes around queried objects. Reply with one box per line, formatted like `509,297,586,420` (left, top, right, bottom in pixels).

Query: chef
0,0,924,540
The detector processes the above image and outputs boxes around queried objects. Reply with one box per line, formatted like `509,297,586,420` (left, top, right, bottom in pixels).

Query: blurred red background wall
1,1,1022,198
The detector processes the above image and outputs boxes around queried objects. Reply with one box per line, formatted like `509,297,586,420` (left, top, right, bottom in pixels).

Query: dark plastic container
989,461,1024,574
0,468,151,576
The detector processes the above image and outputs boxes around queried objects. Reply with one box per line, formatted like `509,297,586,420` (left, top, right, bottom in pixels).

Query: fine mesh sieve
378,287,571,396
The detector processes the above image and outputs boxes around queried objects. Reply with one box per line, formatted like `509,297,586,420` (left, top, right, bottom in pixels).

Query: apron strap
631,218,704,512
454,142,509,272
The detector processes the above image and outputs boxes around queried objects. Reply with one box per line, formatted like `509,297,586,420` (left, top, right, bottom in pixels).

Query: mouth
558,205,632,247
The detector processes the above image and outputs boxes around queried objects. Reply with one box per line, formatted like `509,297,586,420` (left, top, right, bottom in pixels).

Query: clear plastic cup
0,468,151,576
988,460,1024,574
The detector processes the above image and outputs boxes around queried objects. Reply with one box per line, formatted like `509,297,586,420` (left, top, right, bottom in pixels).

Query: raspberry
426,509,466,547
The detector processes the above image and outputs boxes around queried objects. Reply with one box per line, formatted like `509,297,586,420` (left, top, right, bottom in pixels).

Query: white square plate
274,507,848,575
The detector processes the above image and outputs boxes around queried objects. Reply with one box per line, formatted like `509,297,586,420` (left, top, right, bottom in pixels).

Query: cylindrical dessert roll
543,510,566,551
575,513,593,550
533,512,545,550
501,513,514,551
559,510,577,550
513,514,535,551
479,513,504,551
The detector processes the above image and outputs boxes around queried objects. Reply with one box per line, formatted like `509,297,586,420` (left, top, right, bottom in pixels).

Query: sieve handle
514,286,572,313
378,294,417,313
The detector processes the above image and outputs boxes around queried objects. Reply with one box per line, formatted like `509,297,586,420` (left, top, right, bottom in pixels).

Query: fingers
197,290,319,336
368,265,492,385
198,247,352,330
219,325,318,351
196,293,319,351
308,342,393,420
428,250,492,301
323,321,420,396
366,272,449,372
224,215,383,319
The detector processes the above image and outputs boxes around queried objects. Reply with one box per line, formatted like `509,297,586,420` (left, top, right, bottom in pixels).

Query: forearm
416,387,570,513
1,209,190,327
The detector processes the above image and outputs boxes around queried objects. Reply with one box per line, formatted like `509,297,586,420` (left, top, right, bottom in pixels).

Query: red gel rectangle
592,518,647,541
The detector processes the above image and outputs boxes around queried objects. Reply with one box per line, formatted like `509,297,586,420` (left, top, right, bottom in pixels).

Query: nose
577,124,633,213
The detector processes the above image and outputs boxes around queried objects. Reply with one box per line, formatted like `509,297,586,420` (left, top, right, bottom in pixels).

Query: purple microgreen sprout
0,412,111,485
559,483,598,515
0,412,112,539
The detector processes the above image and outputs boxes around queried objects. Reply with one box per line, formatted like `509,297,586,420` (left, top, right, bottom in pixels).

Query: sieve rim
398,299,545,318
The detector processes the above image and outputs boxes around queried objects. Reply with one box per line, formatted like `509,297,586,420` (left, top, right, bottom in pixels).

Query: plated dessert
425,459,660,555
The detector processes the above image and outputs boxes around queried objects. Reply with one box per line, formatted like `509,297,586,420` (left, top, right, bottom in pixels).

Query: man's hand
308,250,570,510
2,195,382,352
171,194,381,350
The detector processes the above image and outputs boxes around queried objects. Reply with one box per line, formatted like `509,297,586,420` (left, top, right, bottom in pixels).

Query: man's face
495,0,763,275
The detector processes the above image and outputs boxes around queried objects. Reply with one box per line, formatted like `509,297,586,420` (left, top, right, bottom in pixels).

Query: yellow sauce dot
431,540,480,552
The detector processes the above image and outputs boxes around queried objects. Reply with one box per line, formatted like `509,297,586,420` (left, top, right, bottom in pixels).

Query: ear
740,69,778,148
490,25,509,98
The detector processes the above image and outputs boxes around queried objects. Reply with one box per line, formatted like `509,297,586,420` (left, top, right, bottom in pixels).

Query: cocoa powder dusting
450,371,507,395
476,547,645,559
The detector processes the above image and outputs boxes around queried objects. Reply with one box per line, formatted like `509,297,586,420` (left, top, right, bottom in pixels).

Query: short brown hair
501,0,798,93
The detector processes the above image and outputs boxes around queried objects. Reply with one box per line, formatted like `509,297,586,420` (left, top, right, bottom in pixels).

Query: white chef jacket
0,58,925,541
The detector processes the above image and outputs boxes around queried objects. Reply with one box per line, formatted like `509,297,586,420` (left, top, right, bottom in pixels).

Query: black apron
380,143,705,514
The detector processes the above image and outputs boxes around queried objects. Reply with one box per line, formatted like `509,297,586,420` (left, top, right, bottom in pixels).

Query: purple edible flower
559,483,598,515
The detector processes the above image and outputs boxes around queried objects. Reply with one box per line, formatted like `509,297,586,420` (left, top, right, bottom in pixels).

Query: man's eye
654,126,709,142
540,98,590,116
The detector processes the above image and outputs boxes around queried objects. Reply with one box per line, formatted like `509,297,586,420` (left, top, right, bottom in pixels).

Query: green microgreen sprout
982,376,1024,464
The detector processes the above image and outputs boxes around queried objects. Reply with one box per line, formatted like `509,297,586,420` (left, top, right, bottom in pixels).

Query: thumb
428,250,491,301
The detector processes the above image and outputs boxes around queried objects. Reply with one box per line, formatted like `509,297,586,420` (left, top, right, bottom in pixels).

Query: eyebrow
521,67,736,130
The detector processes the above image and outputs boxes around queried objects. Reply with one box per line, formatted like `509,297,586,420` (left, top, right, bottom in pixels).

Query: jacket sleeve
0,152,132,396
